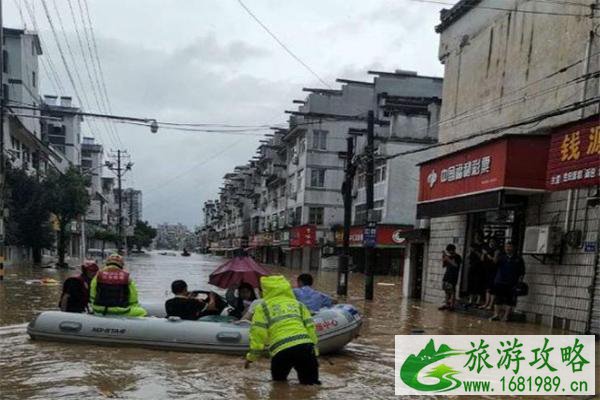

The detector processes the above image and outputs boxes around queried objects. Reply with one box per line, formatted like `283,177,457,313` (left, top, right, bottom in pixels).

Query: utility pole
337,134,355,296
106,150,132,253
364,110,375,300
117,150,123,250
0,0,5,279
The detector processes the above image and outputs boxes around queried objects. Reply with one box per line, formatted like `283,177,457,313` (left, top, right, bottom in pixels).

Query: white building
1,28,62,264
41,95,83,168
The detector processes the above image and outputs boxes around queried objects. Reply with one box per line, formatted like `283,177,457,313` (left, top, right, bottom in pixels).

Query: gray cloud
5,1,444,226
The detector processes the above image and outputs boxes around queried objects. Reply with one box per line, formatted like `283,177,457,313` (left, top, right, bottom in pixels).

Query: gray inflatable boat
27,304,362,355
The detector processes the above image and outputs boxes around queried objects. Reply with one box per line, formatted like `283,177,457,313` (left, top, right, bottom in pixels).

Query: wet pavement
0,252,597,399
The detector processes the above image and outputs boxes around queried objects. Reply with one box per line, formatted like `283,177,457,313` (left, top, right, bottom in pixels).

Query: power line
20,0,66,93
236,0,332,89
384,95,600,161
64,0,115,147
39,0,110,147
46,0,107,146
409,0,594,17
80,0,124,148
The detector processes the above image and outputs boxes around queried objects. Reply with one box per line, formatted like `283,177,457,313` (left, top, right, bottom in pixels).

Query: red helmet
105,254,124,268
82,259,99,273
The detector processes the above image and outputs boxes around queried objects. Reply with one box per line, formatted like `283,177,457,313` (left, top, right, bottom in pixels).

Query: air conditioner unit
522,225,562,255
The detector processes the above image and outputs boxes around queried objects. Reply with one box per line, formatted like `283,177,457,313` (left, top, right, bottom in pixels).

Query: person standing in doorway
479,237,501,310
491,242,525,322
467,232,486,306
439,244,462,311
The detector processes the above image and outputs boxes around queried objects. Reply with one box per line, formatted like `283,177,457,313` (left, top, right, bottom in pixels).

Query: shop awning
417,135,549,219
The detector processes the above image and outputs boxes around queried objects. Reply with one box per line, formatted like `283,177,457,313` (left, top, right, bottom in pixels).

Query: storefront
270,230,289,267
289,225,318,270
417,135,549,301
544,116,600,334
335,224,412,276
416,121,600,333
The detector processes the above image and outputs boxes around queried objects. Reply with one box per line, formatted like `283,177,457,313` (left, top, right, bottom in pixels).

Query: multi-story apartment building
349,70,442,293
155,223,192,250
41,95,83,167
204,70,443,280
123,188,143,226
415,0,600,333
1,28,63,264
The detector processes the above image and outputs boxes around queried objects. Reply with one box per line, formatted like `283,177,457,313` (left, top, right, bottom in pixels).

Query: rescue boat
27,304,362,355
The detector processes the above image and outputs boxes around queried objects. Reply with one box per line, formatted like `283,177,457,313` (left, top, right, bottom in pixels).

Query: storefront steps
450,301,527,323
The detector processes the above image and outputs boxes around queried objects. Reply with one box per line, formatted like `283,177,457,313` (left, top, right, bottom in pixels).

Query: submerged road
0,252,597,399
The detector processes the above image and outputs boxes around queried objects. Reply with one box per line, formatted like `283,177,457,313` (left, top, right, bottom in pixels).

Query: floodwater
0,252,597,399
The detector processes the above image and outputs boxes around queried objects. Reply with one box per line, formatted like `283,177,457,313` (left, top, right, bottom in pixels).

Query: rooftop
435,0,483,33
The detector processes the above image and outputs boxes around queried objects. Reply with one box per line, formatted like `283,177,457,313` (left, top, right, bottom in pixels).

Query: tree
44,167,90,267
127,220,157,251
92,229,120,257
4,167,54,264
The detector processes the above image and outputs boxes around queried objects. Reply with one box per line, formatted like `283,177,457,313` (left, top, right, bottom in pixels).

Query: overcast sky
4,0,445,227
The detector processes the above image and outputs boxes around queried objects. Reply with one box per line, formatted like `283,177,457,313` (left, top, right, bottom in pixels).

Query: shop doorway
460,209,526,296
410,243,424,299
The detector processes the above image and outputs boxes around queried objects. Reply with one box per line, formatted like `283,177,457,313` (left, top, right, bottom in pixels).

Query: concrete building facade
418,0,600,333
202,70,443,286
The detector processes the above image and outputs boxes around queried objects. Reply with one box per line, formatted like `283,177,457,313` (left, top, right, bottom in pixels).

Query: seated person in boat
89,254,147,317
165,280,221,320
226,282,262,320
59,260,99,313
293,273,336,313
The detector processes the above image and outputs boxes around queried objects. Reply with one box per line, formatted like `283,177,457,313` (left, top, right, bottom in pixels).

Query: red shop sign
377,225,411,246
418,136,549,203
547,116,600,190
290,225,316,247
349,227,363,247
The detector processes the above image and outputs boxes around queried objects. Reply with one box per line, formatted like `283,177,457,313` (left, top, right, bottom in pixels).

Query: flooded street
0,253,597,399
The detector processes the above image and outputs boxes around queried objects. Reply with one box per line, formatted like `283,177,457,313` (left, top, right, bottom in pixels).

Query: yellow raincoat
246,275,318,362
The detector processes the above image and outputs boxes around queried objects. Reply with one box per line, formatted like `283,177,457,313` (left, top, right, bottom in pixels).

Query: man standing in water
244,275,320,385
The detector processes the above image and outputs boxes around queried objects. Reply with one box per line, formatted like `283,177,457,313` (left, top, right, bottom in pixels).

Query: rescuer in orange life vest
89,254,147,317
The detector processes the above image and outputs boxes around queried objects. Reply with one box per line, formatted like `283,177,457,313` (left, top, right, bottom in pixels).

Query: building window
309,207,324,225
295,206,302,225
354,200,384,224
310,168,325,187
32,71,36,88
296,169,303,191
312,130,328,150
2,50,7,73
375,162,387,184
357,172,365,188
2,84,8,102
299,138,306,154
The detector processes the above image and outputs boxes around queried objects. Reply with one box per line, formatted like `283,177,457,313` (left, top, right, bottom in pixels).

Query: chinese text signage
418,137,549,203
290,225,316,247
547,118,600,190
395,335,594,396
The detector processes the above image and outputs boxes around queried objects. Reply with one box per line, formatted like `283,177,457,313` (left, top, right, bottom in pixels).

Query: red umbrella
208,256,271,289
